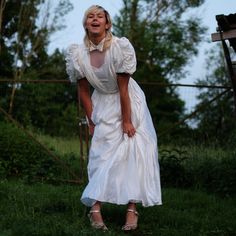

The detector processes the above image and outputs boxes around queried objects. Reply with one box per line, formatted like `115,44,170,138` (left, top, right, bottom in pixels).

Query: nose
92,13,101,20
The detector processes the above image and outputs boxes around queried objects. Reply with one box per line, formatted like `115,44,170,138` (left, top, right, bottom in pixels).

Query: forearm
119,90,132,124
79,94,93,123
77,79,93,125
117,74,132,124
117,74,135,137
117,73,132,124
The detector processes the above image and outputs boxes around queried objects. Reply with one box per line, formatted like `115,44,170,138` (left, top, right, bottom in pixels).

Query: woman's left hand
123,122,136,137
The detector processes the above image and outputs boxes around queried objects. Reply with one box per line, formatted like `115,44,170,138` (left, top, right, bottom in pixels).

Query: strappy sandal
88,210,108,231
122,209,139,231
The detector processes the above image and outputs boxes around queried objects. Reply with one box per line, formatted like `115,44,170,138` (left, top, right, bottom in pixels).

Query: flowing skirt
80,78,162,207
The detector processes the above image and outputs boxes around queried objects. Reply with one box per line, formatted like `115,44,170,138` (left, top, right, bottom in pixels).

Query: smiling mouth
91,23,100,27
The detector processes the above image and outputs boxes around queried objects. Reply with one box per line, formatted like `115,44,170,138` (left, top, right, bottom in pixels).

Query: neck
88,32,106,45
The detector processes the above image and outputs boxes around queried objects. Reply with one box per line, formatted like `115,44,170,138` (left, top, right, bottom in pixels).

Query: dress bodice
65,36,137,94
91,54,118,93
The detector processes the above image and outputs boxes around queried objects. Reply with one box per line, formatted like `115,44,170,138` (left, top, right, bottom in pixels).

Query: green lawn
1,126,235,235
0,180,235,236
35,134,84,156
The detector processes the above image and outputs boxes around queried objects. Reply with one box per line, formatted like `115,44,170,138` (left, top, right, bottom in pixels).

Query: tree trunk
0,0,6,54
129,0,138,42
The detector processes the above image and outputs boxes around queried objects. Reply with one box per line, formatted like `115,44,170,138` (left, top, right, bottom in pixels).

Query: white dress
66,36,162,207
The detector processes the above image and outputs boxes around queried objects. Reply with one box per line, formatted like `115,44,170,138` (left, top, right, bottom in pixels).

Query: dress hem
81,197,162,208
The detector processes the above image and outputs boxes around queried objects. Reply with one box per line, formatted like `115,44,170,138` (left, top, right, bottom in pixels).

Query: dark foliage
195,45,236,147
113,0,206,133
0,121,59,181
159,147,236,197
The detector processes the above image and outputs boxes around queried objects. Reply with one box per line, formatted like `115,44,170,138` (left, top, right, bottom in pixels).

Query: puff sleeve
114,37,137,75
65,44,85,83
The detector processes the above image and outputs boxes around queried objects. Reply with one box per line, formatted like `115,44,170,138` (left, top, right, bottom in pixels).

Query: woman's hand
117,73,135,138
88,122,95,136
123,122,136,137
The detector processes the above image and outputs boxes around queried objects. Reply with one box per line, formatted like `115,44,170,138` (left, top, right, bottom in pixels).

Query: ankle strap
127,209,139,215
89,210,100,213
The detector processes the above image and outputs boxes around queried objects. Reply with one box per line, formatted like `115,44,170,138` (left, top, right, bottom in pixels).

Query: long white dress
66,36,162,207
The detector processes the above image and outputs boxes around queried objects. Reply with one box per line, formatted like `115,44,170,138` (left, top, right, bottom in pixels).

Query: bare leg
88,201,108,231
124,202,138,226
90,201,104,224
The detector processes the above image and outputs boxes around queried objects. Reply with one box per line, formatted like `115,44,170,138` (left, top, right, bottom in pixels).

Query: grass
1,129,236,235
159,144,236,161
33,134,89,182
0,180,235,236
35,134,85,156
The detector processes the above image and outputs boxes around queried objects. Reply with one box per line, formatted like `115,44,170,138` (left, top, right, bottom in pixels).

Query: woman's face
85,10,109,38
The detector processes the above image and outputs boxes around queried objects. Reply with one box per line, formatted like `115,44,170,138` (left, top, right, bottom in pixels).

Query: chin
90,32,103,36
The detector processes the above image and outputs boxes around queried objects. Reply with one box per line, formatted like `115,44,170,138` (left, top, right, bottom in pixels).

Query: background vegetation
1,0,235,143
0,123,235,235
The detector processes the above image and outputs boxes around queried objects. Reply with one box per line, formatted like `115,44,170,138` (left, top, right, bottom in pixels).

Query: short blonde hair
83,5,113,51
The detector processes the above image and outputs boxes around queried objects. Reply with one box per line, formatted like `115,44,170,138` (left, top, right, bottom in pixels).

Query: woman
66,5,162,231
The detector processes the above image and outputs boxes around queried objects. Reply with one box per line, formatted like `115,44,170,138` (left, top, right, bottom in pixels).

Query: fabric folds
65,44,84,82
81,79,162,207
65,36,162,207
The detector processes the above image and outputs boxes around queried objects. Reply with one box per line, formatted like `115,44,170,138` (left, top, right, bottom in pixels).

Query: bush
159,146,236,197
189,155,236,197
0,121,59,181
159,148,193,188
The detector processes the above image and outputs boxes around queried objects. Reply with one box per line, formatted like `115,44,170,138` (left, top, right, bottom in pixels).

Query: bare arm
117,73,136,137
78,78,95,135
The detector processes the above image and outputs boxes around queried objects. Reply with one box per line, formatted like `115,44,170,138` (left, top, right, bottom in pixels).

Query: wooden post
211,14,236,115
232,61,236,115
220,39,236,114
76,81,84,180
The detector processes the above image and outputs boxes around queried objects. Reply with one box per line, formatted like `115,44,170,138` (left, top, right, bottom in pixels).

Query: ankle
91,201,101,212
91,207,100,212
127,202,136,211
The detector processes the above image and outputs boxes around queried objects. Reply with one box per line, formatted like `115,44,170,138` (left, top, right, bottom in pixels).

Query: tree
0,0,79,136
113,0,206,134
12,49,78,136
195,44,236,146
0,0,73,113
0,0,6,54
